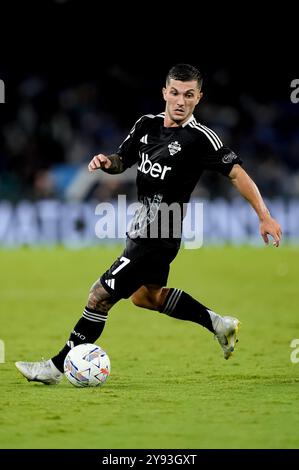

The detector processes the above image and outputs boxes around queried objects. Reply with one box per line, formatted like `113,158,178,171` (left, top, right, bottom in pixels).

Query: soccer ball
64,343,110,387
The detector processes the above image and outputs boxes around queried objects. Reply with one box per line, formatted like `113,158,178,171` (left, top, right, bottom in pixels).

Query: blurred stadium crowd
0,65,298,203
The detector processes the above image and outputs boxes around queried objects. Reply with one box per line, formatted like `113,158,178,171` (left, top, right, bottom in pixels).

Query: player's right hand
88,154,112,171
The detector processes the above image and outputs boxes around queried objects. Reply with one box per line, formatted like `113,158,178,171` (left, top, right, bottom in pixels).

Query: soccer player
15,64,282,384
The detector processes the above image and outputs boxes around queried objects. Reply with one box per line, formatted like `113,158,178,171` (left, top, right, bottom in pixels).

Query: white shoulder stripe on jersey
191,119,223,149
120,114,156,147
120,133,131,146
200,124,223,147
193,120,223,147
189,122,222,150
131,114,155,133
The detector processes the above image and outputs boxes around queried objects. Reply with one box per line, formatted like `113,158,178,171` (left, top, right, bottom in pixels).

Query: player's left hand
260,215,282,247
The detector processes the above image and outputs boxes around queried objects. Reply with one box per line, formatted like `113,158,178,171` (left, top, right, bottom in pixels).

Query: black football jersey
117,112,242,241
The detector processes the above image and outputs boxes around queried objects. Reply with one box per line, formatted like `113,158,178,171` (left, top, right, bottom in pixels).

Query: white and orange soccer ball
64,343,110,387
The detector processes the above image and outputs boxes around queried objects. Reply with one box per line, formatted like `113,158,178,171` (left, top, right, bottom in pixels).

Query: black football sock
51,307,107,372
159,289,217,333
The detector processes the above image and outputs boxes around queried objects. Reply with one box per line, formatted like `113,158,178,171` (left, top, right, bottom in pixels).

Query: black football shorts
100,237,180,300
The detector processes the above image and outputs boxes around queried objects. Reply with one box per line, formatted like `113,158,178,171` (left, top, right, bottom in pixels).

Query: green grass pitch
0,245,298,449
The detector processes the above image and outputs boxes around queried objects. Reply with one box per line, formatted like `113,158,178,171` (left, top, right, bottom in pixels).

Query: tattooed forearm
101,154,125,174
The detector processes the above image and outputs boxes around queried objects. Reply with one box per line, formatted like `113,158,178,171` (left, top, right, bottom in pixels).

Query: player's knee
131,291,148,308
87,280,115,313
131,287,164,310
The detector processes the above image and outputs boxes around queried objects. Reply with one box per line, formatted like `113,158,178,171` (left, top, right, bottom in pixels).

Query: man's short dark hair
166,64,203,89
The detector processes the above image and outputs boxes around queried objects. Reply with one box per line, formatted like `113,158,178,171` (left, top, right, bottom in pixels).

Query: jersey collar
182,114,196,128
158,112,195,128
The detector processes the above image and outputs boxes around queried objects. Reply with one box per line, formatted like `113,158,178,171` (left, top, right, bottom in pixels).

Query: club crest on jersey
168,141,181,156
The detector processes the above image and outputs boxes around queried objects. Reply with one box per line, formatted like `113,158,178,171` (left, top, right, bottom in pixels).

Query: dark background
0,0,298,202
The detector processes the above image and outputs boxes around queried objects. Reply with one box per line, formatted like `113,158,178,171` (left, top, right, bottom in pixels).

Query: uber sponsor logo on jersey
138,152,172,180
168,141,181,156
222,151,238,163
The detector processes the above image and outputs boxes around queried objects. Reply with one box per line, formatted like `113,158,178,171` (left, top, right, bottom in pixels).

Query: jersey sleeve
203,145,243,175
195,127,242,176
117,115,149,169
